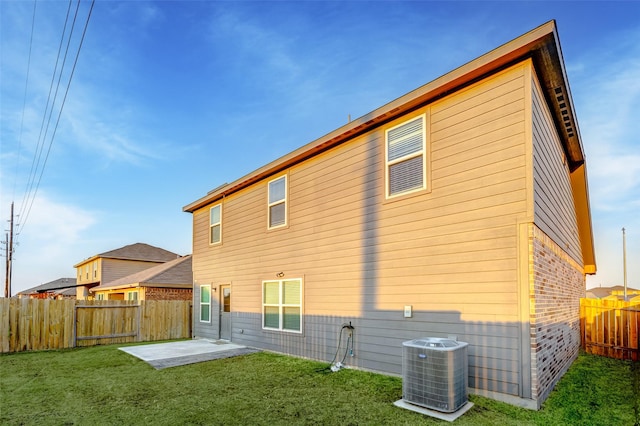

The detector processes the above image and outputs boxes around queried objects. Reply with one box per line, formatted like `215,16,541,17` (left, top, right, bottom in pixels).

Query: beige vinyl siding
101,259,164,284
191,62,529,394
76,259,101,285
531,75,582,264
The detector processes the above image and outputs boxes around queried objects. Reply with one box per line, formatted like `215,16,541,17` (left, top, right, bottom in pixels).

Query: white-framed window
268,175,287,229
126,291,138,301
262,278,302,333
96,293,104,301
209,204,222,245
85,265,89,279
200,285,211,323
93,261,98,278
385,114,427,198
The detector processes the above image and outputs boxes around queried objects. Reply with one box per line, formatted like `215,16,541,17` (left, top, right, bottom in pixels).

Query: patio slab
119,339,260,370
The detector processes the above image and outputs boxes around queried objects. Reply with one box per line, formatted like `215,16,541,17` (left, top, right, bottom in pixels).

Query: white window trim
126,290,138,301
385,114,428,199
209,204,222,245
262,278,303,334
267,175,287,230
200,285,211,323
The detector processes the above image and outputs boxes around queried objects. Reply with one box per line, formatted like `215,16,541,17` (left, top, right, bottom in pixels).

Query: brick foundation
530,225,585,404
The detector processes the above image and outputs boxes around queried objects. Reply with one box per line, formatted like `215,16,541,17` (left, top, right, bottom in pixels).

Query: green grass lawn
1,344,638,425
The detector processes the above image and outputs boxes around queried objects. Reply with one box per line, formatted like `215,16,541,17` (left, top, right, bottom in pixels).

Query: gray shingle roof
586,285,640,299
92,255,192,291
98,243,180,262
75,243,181,267
17,277,78,295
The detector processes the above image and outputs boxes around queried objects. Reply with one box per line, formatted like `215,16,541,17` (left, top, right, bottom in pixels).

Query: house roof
52,287,77,297
183,20,596,274
17,277,78,295
91,255,193,292
586,285,640,299
74,243,179,268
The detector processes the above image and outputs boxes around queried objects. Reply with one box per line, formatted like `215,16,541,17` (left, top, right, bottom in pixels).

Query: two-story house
90,255,193,301
74,243,180,300
183,21,596,409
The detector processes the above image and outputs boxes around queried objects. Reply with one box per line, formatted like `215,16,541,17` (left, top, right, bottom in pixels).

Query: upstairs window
386,115,427,198
210,204,222,245
268,175,287,229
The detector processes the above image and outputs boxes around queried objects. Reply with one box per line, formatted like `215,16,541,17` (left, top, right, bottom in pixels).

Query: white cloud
574,26,640,208
9,192,97,295
18,193,95,240
1,1,161,172
576,27,640,288
62,97,162,167
588,153,640,211
138,3,163,28
208,8,302,82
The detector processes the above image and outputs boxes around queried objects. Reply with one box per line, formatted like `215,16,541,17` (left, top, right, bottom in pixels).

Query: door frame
219,284,231,340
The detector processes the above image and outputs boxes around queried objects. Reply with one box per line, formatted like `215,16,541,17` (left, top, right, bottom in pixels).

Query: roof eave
73,255,99,268
184,20,583,214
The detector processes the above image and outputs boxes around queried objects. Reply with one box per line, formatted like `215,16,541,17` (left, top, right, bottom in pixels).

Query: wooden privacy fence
0,299,192,353
581,298,640,361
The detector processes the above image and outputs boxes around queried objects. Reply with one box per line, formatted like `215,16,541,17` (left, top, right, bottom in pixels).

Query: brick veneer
143,287,193,301
530,225,585,404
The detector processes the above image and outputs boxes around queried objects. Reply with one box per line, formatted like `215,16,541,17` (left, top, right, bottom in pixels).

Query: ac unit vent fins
401,337,469,413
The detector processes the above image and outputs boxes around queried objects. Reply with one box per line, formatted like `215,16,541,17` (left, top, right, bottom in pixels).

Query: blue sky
1,1,639,295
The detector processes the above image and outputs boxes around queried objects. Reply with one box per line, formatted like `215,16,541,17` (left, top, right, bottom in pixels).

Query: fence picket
0,298,9,352
1,299,192,353
581,298,640,361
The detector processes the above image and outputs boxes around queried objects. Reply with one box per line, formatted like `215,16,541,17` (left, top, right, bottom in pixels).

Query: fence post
72,302,78,348
137,301,142,342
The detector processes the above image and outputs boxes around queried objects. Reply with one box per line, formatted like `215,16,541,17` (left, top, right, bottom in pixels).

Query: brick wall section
530,225,585,404
143,287,193,301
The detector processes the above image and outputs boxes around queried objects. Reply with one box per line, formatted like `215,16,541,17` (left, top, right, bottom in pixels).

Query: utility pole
3,202,14,298
622,227,627,301
3,233,8,297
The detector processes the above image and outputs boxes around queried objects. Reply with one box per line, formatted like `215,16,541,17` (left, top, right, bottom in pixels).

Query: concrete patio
119,339,260,369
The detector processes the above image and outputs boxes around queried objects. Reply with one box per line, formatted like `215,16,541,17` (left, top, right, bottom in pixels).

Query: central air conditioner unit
402,337,469,413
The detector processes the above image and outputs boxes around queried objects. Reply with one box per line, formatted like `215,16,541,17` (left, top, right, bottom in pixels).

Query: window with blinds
386,115,427,198
200,285,211,323
268,175,287,229
262,278,302,332
209,204,222,245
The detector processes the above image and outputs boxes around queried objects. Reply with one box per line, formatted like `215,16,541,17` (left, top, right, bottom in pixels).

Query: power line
18,0,74,226
16,0,96,237
12,0,38,201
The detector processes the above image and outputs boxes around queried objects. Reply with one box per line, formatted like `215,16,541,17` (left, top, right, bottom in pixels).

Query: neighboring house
16,278,77,299
586,286,640,300
90,255,193,301
73,243,180,300
183,21,596,410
